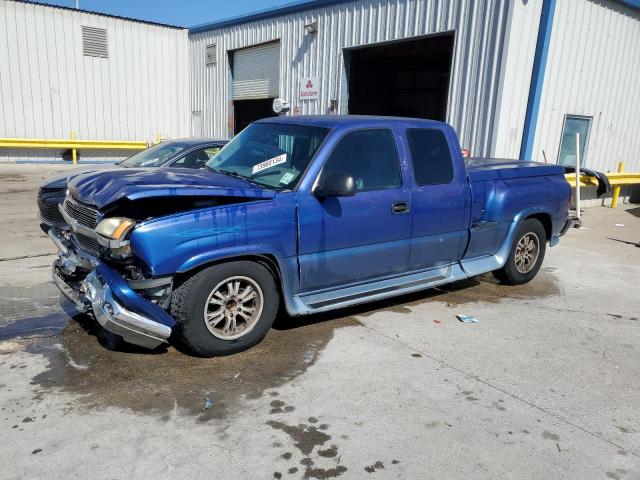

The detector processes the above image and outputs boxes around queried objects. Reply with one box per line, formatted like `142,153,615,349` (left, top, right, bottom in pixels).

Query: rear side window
407,128,454,185
322,129,401,191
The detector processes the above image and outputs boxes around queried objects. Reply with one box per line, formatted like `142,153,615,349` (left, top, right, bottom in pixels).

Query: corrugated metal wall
0,1,190,162
492,0,543,159
531,0,640,172
190,0,512,157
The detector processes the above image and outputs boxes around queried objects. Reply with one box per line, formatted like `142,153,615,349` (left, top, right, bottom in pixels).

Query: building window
557,115,591,167
82,26,108,58
205,44,217,65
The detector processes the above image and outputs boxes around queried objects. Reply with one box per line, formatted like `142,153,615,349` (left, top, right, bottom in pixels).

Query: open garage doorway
346,33,454,121
233,99,276,134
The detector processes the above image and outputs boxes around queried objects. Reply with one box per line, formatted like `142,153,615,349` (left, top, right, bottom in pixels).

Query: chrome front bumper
49,228,172,349
82,271,172,349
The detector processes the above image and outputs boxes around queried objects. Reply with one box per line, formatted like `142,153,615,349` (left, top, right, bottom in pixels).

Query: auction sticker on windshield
252,154,287,174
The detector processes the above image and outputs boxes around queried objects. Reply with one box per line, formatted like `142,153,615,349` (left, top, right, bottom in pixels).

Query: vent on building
82,26,108,58
205,44,217,65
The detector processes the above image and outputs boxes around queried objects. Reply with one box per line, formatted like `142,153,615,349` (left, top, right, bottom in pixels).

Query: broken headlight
95,217,135,255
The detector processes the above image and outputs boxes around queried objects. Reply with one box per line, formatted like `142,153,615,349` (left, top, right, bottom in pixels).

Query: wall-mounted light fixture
304,21,318,34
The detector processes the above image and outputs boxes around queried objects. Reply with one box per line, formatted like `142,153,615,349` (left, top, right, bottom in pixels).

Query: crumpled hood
40,164,117,190
67,168,276,209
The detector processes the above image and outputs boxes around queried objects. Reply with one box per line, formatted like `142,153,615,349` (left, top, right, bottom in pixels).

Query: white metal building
0,0,190,162
189,0,640,176
0,0,638,183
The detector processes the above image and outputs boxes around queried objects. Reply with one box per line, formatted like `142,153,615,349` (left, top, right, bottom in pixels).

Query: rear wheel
171,261,279,357
493,218,546,285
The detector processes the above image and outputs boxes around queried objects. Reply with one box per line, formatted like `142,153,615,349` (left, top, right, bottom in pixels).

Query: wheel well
526,213,552,241
173,255,284,298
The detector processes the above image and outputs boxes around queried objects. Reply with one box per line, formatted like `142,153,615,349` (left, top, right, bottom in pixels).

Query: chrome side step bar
294,264,467,314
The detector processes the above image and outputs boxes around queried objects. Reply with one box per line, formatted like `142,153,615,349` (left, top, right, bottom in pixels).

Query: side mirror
314,171,356,198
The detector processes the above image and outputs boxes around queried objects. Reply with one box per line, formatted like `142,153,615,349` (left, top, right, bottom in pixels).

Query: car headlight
95,217,135,250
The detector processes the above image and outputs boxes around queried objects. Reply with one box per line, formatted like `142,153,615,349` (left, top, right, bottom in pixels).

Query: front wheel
493,219,546,285
171,261,280,357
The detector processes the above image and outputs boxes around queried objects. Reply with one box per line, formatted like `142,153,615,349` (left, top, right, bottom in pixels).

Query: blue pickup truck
49,116,571,356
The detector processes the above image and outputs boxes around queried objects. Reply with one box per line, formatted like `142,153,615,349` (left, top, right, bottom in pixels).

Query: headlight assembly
95,217,135,249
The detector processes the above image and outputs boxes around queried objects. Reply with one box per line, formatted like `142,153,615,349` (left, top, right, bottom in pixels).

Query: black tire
493,218,547,285
171,261,279,357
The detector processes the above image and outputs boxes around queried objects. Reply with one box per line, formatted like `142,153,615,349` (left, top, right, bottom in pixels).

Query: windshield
119,142,192,168
205,123,328,189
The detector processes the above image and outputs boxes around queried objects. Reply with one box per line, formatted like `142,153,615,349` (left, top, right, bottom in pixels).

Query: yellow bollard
610,162,624,208
71,131,77,165
156,132,161,144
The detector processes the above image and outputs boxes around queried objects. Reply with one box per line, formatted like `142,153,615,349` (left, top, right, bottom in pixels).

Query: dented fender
129,192,299,277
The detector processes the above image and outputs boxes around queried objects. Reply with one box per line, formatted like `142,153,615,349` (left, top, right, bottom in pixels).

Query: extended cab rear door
402,125,471,270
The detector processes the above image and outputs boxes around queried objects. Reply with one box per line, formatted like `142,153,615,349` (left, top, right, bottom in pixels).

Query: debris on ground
433,320,442,325
615,223,625,227
456,314,479,324
203,397,214,410
0,341,22,354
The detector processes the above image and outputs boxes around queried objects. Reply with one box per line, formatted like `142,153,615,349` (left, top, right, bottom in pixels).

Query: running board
292,264,468,315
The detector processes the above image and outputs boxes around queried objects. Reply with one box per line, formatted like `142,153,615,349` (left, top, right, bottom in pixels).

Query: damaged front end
50,227,175,349
49,167,277,349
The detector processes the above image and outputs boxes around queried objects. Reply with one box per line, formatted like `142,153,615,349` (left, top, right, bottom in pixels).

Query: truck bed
465,158,566,181
461,157,570,276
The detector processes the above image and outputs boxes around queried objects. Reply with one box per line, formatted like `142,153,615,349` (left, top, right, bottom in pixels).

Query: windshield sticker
280,172,296,184
252,154,287,174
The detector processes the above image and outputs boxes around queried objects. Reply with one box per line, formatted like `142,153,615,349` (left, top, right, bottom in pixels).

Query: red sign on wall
299,76,319,100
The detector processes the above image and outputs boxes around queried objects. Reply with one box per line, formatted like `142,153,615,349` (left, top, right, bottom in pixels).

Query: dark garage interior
346,33,454,121
233,99,276,134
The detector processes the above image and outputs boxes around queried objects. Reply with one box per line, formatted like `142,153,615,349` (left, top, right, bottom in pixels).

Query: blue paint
96,261,176,328
190,0,356,32
617,0,640,9
68,167,274,208
50,116,571,348
190,0,638,35
519,0,557,161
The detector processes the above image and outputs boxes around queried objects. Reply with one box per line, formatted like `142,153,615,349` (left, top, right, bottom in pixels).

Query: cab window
407,128,454,185
322,129,401,191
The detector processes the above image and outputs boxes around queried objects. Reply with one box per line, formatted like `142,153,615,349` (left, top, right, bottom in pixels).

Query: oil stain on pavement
7,269,562,421
355,270,561,316
22,308,358,420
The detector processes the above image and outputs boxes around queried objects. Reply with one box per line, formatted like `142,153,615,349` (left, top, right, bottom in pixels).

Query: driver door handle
391,201,411,214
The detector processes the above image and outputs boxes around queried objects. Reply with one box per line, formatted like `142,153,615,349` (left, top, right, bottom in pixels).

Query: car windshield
119,141,192,168
205,123,328,189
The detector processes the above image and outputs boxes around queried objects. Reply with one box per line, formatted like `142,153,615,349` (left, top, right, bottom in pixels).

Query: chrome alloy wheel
203,276,264,340
514,232,540,274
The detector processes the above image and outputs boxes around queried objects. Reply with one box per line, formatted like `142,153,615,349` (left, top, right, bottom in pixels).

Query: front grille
37,188,65,225
64,196,101,255
75,233,100,254
64,197,99,229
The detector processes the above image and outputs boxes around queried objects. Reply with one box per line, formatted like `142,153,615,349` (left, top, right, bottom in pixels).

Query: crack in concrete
353,317,640,459
0,253,55,262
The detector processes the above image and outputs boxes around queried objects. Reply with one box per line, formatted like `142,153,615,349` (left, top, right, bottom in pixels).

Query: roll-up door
232,42,280,100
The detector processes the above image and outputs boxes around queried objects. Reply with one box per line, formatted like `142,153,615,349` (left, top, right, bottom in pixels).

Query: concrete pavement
0,165,638,479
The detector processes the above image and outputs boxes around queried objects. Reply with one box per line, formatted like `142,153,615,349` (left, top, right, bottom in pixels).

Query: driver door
297,129,412,292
